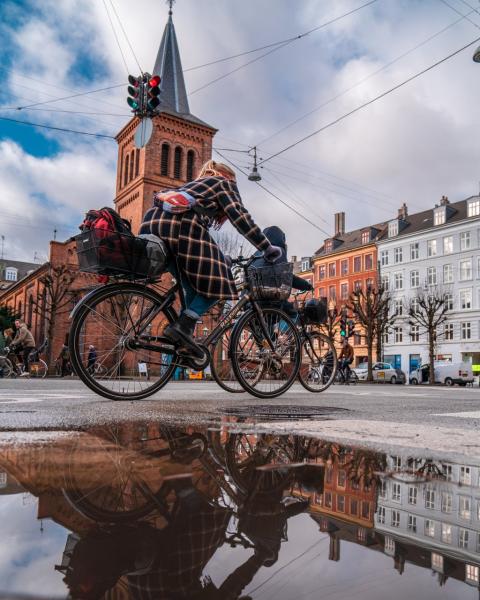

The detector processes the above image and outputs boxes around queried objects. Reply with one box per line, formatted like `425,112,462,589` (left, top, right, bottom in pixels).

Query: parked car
352,362,406,384
409,362,473,386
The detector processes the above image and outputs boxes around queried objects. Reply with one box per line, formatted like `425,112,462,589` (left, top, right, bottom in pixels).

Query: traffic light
146,74,161,113
348,320,355,338
127,74,143,113
340,316,347,338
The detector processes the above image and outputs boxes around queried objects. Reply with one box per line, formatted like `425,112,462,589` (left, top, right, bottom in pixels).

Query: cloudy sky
1,0,480,262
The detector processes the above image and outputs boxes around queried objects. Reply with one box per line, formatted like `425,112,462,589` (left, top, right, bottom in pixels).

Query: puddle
0,422,478,599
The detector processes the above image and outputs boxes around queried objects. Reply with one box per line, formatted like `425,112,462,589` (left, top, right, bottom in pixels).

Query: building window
161,143,170,176
460,288,472,309
357,528,367,542
407,514,417,533
442,464,453,481
124,153,129,186
362,502,370,519
410,325,419,342
353,332,361,345
361,231,370,244
391,510,400,527
466,564,479,585
427,239,437,257
325,240,333,252
410,242,419,260
318,287,326,299
351,499,359,515
385,536,395,554
329,262,336,277
379,480,387,499
388,221,398,237
174,147,183,179
434,208,445,225
394,327,403,343
394,299,403,316
468,199,480,217
394,273,403,290
461,231,471,251
443,236,453,254
432,553,444,572
410,270,420,288
353,256,361,272
381,274,390,290
380,250,388,266
340,283,348,300
425,488,435,509
135,149,140,177
425,519,435,537
186,150,195,181
337,470,346,487
459,496,471,520
427,266,437,286
441,492,452,513
444,323,454,340
392,456,402,471
337,495,345,512
461,322,472,340
354,280,362,292
408,486,417,505
129,152,134,181
460,466,472,485
365,254,373,270
460,259,473,281
392,482,401,502
459,528,469,549
319,265,326,280
411,297,420,313
445,293,453,310
329,286,336,300
394,247,402,264
443,264,453,284
340,259,348,275
5,267,17,282
441,523,452,544
324,492,332,508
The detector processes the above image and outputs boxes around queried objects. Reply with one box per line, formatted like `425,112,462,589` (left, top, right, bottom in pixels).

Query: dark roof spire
153,2,190,116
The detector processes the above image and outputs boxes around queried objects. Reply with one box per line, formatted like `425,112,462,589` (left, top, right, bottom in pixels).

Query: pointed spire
153,3,190,116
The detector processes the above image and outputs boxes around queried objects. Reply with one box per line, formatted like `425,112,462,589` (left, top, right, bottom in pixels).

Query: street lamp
474,45,480,63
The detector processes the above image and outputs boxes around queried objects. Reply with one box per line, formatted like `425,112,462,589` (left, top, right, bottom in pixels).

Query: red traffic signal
146,74,161,111
148,75,161,88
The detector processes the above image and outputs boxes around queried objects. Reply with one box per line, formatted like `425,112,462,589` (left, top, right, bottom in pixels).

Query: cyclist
139,160,282,357
11,320,36,377
338,338,354,382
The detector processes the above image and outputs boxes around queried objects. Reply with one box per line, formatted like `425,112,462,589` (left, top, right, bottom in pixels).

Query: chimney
334,212,345,236
397,203,408,220
291,255,297,263
440,195,449,206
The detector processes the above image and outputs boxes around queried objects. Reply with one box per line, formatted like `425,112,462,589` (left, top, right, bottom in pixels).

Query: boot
164,311,203,358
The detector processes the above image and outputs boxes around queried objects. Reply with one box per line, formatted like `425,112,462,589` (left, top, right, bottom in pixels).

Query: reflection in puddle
0,423,478,599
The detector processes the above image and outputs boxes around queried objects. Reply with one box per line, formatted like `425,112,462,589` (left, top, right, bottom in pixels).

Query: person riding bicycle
139,160,282,358
338,338,354,380
11,319,36,377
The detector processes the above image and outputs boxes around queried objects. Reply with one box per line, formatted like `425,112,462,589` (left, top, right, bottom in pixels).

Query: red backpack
80,207,132,236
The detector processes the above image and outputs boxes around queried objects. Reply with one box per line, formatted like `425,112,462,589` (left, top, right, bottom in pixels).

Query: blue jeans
169,265,217,319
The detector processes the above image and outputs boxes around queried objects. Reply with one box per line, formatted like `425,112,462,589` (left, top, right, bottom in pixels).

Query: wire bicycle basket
247,263,293,301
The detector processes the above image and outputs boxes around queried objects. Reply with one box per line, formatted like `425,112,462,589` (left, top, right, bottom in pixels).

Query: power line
108,0,143,74
102,0,130,76
259,34,480,166
257,8,478,146
1,107,130,117
439,0,480,29
9,83,125,111
0,116,116,139
214,149,330,236
189,0,380,95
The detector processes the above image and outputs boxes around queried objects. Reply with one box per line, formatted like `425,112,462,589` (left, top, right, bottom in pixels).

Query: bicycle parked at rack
69,229,303,400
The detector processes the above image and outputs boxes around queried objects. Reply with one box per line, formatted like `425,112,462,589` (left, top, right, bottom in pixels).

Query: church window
174,147,183,180
28,295,33,328
161,143,170,176
18,301,22,319
124,154,129,186
135,149,140,177
187,150,195,181
129,152,134,181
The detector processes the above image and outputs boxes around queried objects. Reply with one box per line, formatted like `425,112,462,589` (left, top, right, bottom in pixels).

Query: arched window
161,143,170,176
18,301,22,320
124,154,129,186
187,150,195,181
129,152,134,181
119,148,124,186
135,149,140,177
27,295,33,328
174,147,182,180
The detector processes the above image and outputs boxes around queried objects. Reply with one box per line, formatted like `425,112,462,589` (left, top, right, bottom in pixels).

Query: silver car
353,362,406,384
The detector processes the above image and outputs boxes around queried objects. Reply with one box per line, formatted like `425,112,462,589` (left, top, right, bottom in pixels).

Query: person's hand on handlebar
263,245,282,263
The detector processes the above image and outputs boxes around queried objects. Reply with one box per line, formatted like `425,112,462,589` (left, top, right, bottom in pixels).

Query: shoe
19,372,30,377
164,312,204,359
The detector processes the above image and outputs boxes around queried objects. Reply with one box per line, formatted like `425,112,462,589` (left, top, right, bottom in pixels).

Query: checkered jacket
139,176,270,300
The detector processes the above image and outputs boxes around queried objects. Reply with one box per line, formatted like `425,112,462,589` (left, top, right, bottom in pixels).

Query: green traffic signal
127,74,142,113
127,97,139,110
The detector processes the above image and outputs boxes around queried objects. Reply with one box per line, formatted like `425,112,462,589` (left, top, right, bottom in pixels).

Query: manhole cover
222,405,349,421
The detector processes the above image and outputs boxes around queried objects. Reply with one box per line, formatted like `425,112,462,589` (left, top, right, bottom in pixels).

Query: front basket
247,263,293,301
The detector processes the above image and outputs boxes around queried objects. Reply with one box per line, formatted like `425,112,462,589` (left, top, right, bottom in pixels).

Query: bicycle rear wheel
298,332,337,392
210,325,244,393
230,308,301,398
28,359,47,378
69,283,177,400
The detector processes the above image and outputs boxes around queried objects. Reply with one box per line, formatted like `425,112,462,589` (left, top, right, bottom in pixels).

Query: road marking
0,398,44,404
434,411,480,419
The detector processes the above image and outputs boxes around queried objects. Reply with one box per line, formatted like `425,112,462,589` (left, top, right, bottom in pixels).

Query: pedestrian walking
57,344,71,377
87,345,97,374
11,320,36,377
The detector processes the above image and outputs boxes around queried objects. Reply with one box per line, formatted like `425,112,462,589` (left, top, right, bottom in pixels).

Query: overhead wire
189,0,380,95
0,116,116,139
257,8,478,146
108,0,144,73
439,0,480,29
4,107,130,117
258,33,480,166
8,83,125,111
102,0,130,76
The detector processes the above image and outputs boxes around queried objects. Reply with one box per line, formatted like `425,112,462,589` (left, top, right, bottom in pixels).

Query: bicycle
335,362,358,385
3,341,48,378
68,229,302,400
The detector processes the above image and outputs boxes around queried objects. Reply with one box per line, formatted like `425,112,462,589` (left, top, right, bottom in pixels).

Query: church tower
114,5,217,234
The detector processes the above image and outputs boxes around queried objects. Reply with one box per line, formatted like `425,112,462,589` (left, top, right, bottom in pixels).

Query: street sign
134,118,153,148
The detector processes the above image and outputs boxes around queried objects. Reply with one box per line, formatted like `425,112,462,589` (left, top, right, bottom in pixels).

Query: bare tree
33,264,77,370
212,228,254,258
407,288,449,385
350,285,395,382
318,301,340,341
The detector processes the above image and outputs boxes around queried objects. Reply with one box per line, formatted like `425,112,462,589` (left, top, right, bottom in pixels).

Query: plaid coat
139,176,270,300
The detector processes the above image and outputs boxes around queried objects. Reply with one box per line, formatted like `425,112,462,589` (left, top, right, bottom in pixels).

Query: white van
409,361,473,386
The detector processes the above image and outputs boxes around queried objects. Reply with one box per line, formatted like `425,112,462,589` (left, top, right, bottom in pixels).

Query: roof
314,223,386,258
378,196,479,241
152,14,215,130
0,259,40,280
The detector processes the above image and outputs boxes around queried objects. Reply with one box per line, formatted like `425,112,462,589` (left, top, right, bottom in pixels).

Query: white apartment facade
378,196,480,374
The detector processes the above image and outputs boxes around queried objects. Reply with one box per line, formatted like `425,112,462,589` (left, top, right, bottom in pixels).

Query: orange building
311,212,386,365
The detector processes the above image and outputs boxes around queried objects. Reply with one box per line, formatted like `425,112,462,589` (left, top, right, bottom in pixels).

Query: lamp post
473,45,480,63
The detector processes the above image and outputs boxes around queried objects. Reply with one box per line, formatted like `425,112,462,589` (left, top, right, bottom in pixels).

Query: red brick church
0,8,217,366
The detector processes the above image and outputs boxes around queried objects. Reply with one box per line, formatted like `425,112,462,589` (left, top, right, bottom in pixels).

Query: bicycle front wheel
230,308,301,398
69,283,177,400
298,332,337,393
210,325,244,393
